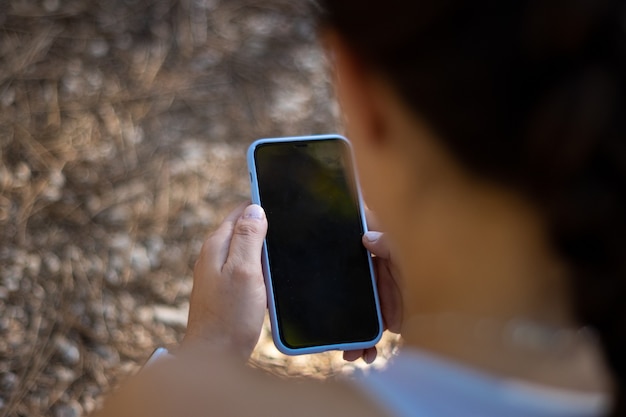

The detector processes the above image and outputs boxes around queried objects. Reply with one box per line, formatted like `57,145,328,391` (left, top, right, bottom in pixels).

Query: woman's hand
343,216,403,363
182,203,268,359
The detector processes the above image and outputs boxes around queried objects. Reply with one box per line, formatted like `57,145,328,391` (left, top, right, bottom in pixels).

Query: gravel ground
0,1,398,416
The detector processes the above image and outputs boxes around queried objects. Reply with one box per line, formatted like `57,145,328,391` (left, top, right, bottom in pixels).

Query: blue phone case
247,134,383,355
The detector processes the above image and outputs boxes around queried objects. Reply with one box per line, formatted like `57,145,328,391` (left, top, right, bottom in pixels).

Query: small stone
42,185,62,202
25,253,42,277
0,164,12,188
49,170,66,188
86,70,103,89
175,278,193,298
118,292,136,310
135,306,154,323
1,372,17,390
32,284,45,299
7,326,24,348
146,236,164,268
81,396,97,414
109,234,131,251
55,367,76,383
42,170,66,202
123,125,143,144
13,162,31,186
3,266,21,292
130,245,150,274
53,400,82,417
55,336,80,365
89,39,109,58
44,254,61,274
104,270,121,285
108,254,127,273
152,304,189,327
95,345,119,368
0,87,15,107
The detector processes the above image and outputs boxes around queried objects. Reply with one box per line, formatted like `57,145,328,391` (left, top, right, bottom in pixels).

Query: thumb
362,231,391,260
224,205,268,275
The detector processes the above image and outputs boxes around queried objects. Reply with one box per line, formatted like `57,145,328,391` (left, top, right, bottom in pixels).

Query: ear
321,30,387,147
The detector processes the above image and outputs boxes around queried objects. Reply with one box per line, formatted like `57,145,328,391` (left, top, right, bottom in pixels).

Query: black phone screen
253,138,380,349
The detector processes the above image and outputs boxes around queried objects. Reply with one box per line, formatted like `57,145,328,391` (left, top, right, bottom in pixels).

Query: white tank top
353,348,609,417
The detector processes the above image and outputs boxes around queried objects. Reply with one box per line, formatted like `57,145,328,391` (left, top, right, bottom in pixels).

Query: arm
94,203,389,417
94,344,388,417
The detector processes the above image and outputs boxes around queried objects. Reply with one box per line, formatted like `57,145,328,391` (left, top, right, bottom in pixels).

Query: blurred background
0,0,398,415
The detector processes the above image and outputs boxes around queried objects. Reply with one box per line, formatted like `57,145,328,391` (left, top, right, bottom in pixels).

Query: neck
401,312,610,393
388,175,610,393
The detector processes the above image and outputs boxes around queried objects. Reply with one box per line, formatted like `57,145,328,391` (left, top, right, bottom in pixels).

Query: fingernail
364,349,377,364
243,204,264,220
364,231,382,243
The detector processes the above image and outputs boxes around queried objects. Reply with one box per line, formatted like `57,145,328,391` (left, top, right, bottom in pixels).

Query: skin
96,203,390,417
95,30,610,416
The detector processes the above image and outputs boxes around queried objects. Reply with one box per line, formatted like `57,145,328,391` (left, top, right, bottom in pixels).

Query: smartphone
247,134,382,355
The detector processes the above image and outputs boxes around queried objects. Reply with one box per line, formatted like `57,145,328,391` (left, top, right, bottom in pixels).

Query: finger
201,202,249,269
223,204,268,277
343,349,364,362
378,262,403,333
362,231,391,260
363,347,377,364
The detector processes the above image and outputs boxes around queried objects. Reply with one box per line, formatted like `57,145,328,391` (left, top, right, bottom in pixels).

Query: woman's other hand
343,213,403,363
182,203,268,359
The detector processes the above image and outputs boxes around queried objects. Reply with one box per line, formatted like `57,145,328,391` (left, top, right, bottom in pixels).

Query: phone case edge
246,134,384,356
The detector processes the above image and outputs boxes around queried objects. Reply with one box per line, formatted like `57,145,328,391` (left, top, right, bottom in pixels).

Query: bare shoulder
95,349,390,417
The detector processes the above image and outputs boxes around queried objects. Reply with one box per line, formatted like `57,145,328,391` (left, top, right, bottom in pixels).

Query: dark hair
318,0,626,415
